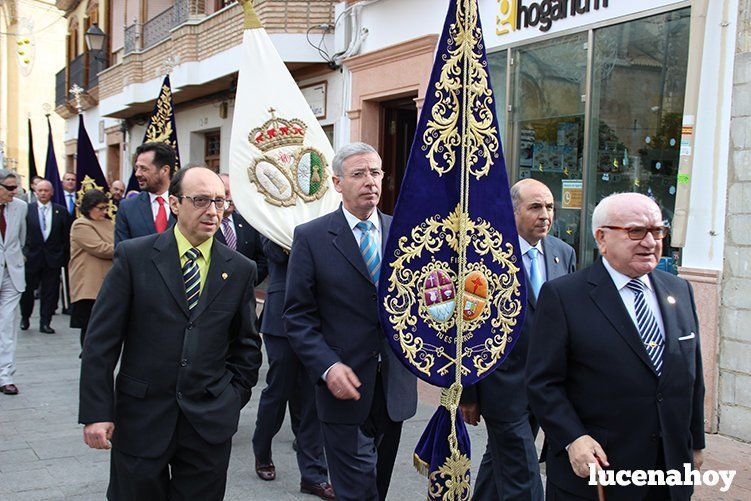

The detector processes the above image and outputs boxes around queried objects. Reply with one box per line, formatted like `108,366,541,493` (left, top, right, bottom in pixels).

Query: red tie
155,197,168,233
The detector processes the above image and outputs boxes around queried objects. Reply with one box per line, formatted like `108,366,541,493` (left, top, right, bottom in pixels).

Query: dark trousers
20,265,60,326
252,334,326,483
474,413,543,501
321,375,403,501
107,412,232,501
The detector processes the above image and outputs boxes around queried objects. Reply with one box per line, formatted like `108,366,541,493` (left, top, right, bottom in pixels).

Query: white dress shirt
148,192,170,221
518,236,546,283
601,257,666,337
37,202,52,241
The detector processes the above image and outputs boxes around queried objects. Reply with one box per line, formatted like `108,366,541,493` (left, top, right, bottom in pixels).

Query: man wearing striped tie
526,193,706,501
285,142,417,501
79,165,262,500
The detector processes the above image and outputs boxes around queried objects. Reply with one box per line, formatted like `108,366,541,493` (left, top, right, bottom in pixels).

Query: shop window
509,33,588,258
583,8,691,267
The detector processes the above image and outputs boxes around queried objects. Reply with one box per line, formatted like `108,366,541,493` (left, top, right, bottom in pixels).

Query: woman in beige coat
69,190,114,347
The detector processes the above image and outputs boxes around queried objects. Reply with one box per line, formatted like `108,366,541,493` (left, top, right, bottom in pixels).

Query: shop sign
480,0,687,48
561,179,583,209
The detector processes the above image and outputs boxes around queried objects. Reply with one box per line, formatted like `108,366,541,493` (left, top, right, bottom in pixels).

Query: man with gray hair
285,142,417,500
0,170,27,395
526,192,705,500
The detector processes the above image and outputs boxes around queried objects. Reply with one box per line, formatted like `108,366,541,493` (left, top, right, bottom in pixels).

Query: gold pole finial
238,0,262,29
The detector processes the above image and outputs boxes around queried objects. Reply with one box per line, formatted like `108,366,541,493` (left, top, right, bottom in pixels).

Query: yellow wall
1,0,67,185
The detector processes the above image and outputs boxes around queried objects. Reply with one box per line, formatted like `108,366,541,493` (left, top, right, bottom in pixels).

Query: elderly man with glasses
0,171,27,395
526,192,705,501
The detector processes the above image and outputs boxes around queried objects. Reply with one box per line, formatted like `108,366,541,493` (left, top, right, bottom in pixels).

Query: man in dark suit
461,178,576,500
62,172,78,217
20,179,70,334
115,142,175,246
285,142,417,501
252,235,332,498
79,166,263,500
215,174,267,284
526,193,705,501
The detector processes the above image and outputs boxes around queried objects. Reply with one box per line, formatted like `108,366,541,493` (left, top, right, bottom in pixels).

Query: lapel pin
667,296,676,304
238,223,243,228
554,256,560,264
221,272,228,280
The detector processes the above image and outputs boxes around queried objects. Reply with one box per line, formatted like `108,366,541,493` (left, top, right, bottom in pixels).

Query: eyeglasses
601,225,670,241
179,195,230,211
347,169,384,180
0,184,18,191
94,205,109,211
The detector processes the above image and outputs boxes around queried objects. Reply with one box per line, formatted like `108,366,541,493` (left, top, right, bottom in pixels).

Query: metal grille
124,23,138,55
69,53,85,91
55,68,66,106
88,50,106,89
142,7,175,50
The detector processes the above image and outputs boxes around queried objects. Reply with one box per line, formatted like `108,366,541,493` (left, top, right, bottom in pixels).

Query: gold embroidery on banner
421,0,499,180
382,204,523,379
144,84,180,171
76,175,117,220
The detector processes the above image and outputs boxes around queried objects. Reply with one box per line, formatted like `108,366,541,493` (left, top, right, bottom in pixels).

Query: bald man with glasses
526,193,705,501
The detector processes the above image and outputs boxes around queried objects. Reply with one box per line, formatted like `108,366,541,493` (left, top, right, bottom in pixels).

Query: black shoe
20,319,29,331
39,325,55,334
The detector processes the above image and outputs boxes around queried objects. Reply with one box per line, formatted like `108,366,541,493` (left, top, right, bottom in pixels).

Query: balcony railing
142,6,175,50
124,23,138,55
55,68,66,107
55,50,107,107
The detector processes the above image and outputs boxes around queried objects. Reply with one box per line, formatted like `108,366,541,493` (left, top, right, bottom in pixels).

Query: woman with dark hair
69,189,115,347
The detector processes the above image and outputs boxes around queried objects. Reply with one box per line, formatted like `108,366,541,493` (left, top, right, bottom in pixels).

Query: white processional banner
229,0,340,250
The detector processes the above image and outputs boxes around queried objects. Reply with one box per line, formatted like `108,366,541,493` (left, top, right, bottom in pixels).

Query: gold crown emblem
249,108,307,153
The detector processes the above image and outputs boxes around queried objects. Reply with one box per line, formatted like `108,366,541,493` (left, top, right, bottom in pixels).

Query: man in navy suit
20,180,70,334
285,142,417,501
215,174,267,284
115,142,175,246
526,193,705,501
461,178,576,501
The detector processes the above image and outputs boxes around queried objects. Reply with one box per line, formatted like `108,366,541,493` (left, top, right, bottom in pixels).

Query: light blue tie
527,247,543,298
67,193,75,215
356,221,380,284
40,205,48,240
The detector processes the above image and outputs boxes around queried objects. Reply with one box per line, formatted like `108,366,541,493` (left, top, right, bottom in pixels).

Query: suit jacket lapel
138,193,156,233
649,272,681,383
330,208,372,284
542,237,567,282
190,240,232,320
589,259,659,377
152,232,190,318
380,211,391,255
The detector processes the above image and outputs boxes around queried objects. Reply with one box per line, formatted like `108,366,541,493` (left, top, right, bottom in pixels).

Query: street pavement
1,305,749,500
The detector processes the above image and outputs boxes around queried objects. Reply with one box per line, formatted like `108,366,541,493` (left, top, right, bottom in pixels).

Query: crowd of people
0,140,706,501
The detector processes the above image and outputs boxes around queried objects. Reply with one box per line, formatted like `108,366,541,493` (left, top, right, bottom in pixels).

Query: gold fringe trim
414,453,431,477
238,0,262,29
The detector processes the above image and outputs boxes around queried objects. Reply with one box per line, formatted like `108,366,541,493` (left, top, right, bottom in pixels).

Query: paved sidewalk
1,307,749,499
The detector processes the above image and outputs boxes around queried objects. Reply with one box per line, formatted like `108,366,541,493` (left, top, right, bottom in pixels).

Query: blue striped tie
183,248,202,310
626,279,664,376
356,221,380,284
527,247,543,298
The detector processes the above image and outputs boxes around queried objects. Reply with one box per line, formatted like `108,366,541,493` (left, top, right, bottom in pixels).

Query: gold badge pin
667,296,676,304
222,273,228,280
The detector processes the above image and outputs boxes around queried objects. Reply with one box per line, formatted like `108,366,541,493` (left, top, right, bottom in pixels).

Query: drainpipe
672,0,709,246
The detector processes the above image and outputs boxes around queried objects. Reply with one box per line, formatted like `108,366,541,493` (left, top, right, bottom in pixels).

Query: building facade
55,0,749,440
1,0,67,182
